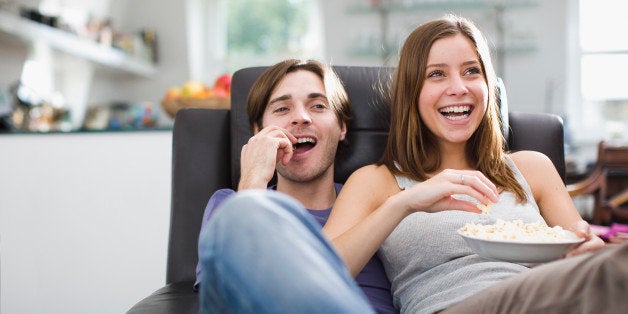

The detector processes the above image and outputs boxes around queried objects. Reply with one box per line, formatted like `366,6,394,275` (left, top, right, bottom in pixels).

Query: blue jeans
199,190,375,314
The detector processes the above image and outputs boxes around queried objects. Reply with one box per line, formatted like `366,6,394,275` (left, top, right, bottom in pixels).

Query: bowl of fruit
161,74,231,118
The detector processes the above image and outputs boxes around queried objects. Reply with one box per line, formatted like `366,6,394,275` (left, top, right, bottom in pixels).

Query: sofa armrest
127,281,198,314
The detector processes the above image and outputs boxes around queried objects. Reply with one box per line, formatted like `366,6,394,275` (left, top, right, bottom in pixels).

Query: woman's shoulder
344,164,399,192
336,164,401,218
349,164,394,179
508,150,554,171
508,150,558,193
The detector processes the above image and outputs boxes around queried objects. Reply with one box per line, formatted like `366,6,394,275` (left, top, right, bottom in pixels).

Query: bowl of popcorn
458,219,584,263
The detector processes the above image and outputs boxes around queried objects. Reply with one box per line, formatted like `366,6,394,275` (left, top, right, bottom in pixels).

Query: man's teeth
439,105,470,113
296,137,316,144
293,137,316,151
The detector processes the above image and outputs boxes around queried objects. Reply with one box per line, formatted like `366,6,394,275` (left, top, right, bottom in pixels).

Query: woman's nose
447,75,469,96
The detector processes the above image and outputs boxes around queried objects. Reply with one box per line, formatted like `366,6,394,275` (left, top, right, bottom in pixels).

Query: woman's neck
438,142,472,171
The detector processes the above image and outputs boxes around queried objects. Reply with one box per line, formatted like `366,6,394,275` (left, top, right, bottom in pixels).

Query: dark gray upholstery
127,66,565,313
508,112,565,182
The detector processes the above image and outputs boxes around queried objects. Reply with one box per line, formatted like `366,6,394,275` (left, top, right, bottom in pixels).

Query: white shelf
0,10,156,77
345,0,539,13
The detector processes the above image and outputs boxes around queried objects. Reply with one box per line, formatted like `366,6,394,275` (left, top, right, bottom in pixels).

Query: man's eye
273,107,288,113
313,103,326,109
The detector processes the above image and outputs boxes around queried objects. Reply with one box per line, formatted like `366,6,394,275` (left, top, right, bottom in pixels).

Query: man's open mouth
293,137,317,154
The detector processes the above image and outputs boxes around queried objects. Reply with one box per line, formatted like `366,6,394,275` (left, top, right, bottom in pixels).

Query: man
196,59,395,313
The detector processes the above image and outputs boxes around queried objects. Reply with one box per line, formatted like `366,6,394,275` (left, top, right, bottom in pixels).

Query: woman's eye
427,70,444,78
465,67,482,75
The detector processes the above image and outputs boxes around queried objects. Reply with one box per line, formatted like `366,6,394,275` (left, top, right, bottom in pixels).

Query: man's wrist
237,176,268,191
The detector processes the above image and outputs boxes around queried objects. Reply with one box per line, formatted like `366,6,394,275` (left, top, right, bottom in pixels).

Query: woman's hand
392,169,500,215
565,220,605,257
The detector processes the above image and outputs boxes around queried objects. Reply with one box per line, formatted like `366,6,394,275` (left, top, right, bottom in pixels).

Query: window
578,0,628,142
185,0,323,83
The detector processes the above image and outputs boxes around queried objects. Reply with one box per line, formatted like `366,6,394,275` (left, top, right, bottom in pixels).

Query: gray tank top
380,156,543,313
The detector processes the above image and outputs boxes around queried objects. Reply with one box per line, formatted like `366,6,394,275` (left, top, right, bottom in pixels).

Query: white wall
0,41,27,89
0,131,172,314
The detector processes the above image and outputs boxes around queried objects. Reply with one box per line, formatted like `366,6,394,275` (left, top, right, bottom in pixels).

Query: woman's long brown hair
379,15,527,203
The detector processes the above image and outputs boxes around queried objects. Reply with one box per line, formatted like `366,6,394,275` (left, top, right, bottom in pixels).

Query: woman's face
418,33,488,147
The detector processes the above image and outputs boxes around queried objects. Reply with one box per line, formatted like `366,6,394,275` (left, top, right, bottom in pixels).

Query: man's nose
291,106,312,125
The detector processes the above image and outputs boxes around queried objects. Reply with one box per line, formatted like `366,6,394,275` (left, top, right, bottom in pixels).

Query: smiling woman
186,0,323,83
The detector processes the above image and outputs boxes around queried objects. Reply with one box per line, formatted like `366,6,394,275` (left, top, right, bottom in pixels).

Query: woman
323,15,615,313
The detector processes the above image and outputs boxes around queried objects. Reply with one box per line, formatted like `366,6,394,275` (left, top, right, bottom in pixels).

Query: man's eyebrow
269,94,291,105
269,92,327,105
308,92,328,100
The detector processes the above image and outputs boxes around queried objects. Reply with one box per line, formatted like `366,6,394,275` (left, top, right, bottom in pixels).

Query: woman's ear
253,123,261,134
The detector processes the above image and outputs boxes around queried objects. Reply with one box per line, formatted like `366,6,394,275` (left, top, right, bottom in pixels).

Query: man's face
255,70,347,183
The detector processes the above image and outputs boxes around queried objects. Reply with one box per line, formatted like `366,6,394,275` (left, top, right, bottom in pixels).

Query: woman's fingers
443,170,499,204
565,220,606,257
446,196,483,214
566,235,605,257
571,220,591,239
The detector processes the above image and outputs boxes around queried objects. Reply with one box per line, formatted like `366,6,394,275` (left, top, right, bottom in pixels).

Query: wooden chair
567,141,628,224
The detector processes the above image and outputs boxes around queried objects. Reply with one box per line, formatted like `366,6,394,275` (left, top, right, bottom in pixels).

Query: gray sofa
127,66,565,313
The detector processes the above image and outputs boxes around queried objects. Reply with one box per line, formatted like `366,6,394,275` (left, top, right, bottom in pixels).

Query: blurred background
1,0,626,313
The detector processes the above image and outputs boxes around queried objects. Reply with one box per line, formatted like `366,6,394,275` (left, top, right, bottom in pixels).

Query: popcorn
459,219,579,243
477,202,492,214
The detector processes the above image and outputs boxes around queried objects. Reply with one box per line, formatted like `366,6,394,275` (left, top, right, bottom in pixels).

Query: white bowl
458,230,585,264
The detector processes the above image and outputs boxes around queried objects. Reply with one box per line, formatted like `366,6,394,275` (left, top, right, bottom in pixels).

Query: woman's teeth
439,105,471,120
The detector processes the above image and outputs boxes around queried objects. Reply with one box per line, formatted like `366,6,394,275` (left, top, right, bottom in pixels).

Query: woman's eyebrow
462,60,480,66
426,60,479,69
426,63,447,69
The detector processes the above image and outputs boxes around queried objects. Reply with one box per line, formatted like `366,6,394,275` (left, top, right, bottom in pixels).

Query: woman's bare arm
324,165,404,276
325,164,498,276
511,151,604,255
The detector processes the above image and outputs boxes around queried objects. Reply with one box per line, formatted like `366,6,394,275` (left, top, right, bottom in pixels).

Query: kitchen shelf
344,0,538,77
0,10,156,77
345,0,539,14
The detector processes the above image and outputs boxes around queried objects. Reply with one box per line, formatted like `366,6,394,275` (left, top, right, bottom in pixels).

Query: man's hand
238,126,297,190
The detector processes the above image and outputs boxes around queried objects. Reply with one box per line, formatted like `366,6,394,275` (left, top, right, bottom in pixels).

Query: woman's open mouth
439,105,473,121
